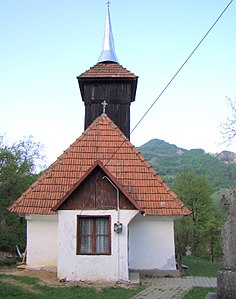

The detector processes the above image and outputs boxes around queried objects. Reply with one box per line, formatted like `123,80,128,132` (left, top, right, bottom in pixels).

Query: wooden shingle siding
60,167,136,210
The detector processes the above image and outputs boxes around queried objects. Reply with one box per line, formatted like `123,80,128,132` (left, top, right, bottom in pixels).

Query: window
77,216,111,255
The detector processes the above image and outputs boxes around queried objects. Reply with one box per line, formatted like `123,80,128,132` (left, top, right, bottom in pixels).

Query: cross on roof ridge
101,100,108,115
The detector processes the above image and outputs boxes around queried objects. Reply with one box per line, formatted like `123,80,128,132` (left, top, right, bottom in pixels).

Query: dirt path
0,265,129,290
0,265,60,286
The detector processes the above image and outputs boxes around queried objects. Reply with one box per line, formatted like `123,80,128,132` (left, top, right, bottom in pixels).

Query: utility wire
130,0,234,135
102,0,234,169
77,0,234,214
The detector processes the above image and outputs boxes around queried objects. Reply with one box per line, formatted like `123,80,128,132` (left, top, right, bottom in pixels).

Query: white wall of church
25,211,176,279
26,215,58,268
128,215,176,271
57,210,138,282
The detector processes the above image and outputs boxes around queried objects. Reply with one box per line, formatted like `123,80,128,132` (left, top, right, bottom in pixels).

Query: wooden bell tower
77,3,138,139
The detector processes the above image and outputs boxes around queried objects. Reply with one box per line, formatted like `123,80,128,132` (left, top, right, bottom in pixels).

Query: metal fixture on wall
102,176,122,233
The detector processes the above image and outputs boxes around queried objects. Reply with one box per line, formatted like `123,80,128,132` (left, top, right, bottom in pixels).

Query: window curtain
96,218,108,253
80,218,93,253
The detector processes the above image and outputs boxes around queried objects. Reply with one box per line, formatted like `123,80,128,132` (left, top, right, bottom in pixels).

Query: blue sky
1,0,236,164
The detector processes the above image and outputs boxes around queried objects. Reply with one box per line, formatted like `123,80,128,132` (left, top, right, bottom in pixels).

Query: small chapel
9,3,190,282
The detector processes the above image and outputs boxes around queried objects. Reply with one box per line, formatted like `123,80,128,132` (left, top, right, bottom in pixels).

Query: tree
201,209,224,262
0,136,46,252
174,172,223,261
221,97,236,144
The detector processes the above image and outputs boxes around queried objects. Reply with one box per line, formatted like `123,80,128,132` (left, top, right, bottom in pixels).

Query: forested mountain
138,139,236,192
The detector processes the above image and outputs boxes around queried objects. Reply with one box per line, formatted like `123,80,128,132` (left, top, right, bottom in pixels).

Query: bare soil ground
0,265,59,286
0,251,136,290
0,250,61,287
0,264,134,290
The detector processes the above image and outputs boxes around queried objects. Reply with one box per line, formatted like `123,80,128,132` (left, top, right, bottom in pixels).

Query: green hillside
138,139,236,193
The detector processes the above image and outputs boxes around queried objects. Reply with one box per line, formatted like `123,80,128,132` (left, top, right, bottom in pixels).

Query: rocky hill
211,151,236,164
138,139,236,192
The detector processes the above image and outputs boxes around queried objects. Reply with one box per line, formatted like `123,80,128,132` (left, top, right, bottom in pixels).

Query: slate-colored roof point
98,2,118,63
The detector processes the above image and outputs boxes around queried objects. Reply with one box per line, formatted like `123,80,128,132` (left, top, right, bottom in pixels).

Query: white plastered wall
128,214,176,271
26,214,58,268
57,210,138,282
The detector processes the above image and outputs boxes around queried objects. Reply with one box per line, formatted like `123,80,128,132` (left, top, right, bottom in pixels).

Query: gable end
53,161,140,211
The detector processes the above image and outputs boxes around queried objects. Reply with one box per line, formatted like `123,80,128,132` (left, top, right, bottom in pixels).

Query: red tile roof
79,62,137,78
9,115,190,216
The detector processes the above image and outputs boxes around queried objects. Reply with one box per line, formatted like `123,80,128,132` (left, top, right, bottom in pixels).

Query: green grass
0,274,40,284
0,256,220,298
0,258,18,266
0,274,144,299
182,256,220,277
183,287,217,299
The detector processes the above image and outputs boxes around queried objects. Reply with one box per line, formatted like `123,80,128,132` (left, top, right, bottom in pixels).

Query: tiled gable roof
9,115,190,216
79,62,137,78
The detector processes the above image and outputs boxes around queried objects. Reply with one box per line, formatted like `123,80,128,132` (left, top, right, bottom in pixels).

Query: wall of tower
83,80,133,138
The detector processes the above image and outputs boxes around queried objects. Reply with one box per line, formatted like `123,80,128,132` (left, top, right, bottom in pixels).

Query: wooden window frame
77,215,111,255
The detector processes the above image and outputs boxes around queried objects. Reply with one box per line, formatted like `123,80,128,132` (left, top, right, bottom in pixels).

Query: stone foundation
217,270,236,298
130,268,180,277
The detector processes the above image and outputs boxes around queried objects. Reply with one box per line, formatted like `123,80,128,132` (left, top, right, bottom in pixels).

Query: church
9,3,190,282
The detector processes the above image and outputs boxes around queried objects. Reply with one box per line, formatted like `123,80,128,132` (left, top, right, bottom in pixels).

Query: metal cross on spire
101,100,108,115
106,1,111,7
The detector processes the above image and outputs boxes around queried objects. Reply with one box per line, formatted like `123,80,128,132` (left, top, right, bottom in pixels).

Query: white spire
98,1,119,63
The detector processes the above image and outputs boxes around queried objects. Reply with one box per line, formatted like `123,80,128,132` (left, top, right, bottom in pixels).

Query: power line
102,0,234,169
130,0,234,135
76,0,234,214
